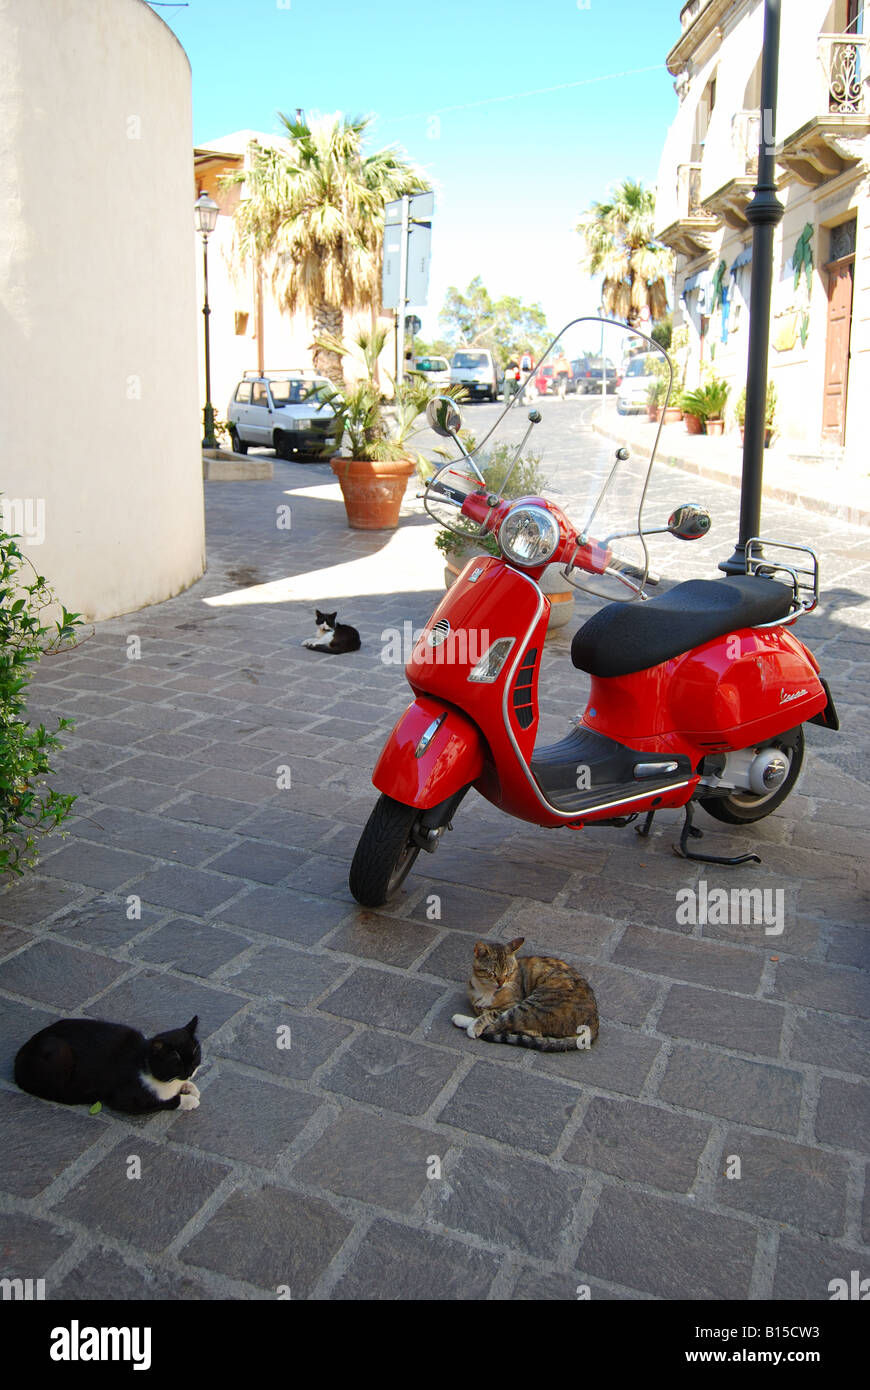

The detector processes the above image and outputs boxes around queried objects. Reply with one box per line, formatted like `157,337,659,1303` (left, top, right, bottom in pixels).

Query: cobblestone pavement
1,407,868,1300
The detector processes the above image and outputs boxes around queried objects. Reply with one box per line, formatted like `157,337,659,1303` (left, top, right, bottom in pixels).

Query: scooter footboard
372,697,487,809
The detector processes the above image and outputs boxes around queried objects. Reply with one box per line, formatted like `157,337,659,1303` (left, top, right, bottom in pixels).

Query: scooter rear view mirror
668,503,712,540
426,397,463,438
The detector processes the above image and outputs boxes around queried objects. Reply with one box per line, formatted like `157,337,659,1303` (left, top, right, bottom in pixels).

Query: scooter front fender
372,696,487,809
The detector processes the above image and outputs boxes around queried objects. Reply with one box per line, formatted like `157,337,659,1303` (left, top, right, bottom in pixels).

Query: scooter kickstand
673,802,762,867
635,810,656,839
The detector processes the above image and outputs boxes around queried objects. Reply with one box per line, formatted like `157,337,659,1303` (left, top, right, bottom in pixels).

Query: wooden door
821,257,854,444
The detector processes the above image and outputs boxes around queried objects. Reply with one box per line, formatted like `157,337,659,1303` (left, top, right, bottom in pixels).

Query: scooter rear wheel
349,794,422,907
697,727,804,825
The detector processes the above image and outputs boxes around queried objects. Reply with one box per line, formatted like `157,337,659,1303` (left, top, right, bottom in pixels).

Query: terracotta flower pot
331,456,416,530
705,418,725,436
661,407,683,425
684,413,703,435
739,426,773,447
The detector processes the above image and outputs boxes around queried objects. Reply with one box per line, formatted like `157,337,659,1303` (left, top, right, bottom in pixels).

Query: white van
615,352,659,415
449,348,498,402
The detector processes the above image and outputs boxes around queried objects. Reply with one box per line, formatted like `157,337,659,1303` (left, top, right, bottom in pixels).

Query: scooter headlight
499,504,560,567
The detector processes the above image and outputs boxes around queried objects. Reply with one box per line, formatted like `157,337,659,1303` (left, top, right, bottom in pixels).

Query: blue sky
159,0,681,338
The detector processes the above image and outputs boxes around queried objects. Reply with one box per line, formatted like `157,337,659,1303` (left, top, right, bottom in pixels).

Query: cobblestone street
1,415,868,1300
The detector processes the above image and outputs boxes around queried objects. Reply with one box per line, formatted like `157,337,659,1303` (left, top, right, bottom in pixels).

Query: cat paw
452,1013,474,1031
178,1092,200,1111
302,640,315,649
180,1081,200,1099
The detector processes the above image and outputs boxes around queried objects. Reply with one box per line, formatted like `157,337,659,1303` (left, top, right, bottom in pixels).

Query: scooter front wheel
349,794,422,908
697,726,805,825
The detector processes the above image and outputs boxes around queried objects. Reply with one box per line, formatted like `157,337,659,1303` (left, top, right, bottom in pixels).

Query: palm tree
227,112,428,384
577,180,673,331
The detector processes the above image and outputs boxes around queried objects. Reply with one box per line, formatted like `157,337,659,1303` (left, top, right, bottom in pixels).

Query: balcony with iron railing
778,33,869,185
700,109,761,229
657,160,719,259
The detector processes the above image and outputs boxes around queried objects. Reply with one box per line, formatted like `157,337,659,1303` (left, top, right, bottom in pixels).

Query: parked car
534,359,574,397
411,355,451,388
571,355,619,395
450,348,498,401
533,364,556,395
227,371,339,459
615,352,660,414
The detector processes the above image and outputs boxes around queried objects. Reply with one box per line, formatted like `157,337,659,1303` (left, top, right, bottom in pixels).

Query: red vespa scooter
348,319,838,908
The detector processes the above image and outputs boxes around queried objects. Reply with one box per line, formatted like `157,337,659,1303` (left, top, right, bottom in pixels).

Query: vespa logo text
780,688,808,704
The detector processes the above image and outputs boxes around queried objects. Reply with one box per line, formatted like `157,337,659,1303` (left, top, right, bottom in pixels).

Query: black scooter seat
571,575,794,678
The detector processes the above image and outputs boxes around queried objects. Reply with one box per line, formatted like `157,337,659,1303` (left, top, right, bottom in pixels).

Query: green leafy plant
211,416,233,448
1,517,83,876
647,376,668,408
735,382,777,429
765,381,777,427
433,518,500,560
698,376,729,421
315,324,461,474
433,441,548,559
679,387,709,422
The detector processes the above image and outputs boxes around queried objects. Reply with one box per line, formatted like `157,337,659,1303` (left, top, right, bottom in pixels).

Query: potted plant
433,442,574,631
317,326,455,530
435,441,548,580
699,376,729,435
680,388,706,435
764,381,777,447
736,383,777,446
647,377,666,421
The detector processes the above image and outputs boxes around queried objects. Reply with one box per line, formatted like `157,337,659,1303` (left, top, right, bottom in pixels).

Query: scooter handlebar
426,479,466,507
608,553,661,587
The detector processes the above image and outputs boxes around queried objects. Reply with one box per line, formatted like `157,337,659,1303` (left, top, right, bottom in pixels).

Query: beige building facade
655,0,869,470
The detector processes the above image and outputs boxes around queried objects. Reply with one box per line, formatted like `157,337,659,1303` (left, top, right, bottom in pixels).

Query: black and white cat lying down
302,609,361,654
14,1016,202,1114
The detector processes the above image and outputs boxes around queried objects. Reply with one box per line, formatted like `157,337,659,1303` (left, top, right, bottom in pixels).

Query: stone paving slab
0,433,868,1300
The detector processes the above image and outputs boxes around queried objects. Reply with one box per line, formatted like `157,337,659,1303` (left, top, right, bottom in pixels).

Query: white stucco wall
0,0,205,622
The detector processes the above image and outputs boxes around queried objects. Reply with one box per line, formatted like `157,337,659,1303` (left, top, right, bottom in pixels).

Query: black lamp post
194,191,219,449
720,0,784,575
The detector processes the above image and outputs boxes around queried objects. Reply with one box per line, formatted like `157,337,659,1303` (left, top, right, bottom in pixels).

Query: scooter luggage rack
745,538,820,622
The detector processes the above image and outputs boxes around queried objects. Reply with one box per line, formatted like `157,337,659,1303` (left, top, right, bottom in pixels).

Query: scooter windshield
424,317,675,602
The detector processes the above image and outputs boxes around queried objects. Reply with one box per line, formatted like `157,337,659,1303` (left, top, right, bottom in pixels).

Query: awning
683,271,705,292
730,246,753,272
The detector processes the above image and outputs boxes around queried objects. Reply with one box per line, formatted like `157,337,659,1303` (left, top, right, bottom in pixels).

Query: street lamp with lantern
194,190,219,448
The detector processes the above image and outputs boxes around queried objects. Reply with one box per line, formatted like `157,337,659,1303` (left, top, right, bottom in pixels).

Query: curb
593,422,870,530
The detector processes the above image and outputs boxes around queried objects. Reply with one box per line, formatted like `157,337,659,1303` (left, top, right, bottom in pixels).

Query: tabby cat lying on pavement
453,938,599,1052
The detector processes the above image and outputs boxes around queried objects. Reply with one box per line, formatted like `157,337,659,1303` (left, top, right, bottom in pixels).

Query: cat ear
185,1017,198,1035
506,937,525,954
473,942,486,958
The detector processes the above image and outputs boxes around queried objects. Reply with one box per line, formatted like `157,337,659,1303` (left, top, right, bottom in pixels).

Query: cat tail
480,1029,590,1052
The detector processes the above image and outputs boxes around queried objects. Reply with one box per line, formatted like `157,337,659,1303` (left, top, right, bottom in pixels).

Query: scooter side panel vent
511,647,538,730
